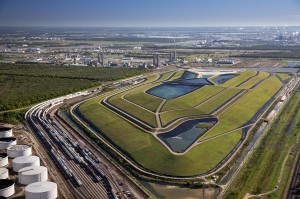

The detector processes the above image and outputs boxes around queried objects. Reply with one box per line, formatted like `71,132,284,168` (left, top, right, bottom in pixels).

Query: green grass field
199,76,282,141
79,94,243,175
108,93,158,127
169,70,185,81
222,70,257,87
277,73,291,81
124,83,163,112
160,108,204,127
238,71,270,89
161,85,225,111
78,69,284,176
196,88,242,114
157,71,176,81
225,90,300,199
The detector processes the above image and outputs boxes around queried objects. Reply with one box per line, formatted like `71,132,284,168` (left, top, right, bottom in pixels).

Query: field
162,85,225,111
238,71,270,89
0,63,149,112
199,76,282,141
124,83,163,112
222,70,257,87
78,69,285,176
225,89,300,199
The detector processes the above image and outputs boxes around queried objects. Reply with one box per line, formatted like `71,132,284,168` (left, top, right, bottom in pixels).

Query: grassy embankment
161,85,225,111
222,70,257,87
238,71,270,89
160,87,241,126
199,76,282,141
225,88,300,199
79,92,243,176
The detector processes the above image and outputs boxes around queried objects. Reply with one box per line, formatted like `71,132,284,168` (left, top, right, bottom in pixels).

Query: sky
0,0,300,27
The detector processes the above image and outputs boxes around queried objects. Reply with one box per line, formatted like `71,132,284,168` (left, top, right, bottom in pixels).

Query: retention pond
157,118,218,153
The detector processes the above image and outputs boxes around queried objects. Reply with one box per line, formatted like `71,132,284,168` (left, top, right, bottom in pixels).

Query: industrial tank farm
0,137,16,150
0,179,15,198
0,124,59,199
7,145,32,158
25,182,57,199
0,127,13,138
12,156,40,172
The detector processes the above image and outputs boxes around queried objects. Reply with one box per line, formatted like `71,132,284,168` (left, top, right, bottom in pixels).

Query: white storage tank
0,153,8,167
0,168,9,179
0,138,16,150
7,145,32,158
0,179,15,198
12,156,40,172
0,127,13,138
25,182,57,199
18,166,48,185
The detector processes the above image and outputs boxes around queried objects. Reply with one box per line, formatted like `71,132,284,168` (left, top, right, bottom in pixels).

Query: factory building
169,52,177,62
153,54,160,67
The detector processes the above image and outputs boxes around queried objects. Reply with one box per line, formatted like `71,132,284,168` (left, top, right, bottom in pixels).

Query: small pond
147,84,201,99
213,74,237,84
157,118,218,153
180,71,198,79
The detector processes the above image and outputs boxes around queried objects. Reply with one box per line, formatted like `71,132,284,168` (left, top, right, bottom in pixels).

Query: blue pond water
147,84,200,99
213,74,237,84
147,71,212,99
180,71,197,79
286,62,300,67
158,118,218,153
173,78,211,85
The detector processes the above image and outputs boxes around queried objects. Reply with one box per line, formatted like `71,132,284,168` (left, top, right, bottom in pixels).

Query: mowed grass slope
196,88,242,114
277,73,291,81
79,93,243,176
124,83,163,112
199,76,282,141
108,93,157,127
160,108,204,127
161,85,225,111
169,70,185,81
222,70,257,87
157,71,176,81
160,88,242,126
238,71,270,89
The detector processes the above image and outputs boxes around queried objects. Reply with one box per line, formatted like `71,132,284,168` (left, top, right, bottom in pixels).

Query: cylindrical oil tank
0,138,16,150
0,153,8,167
0,179,15,198
12,156,40,172
0,168,8,179
7,145,32,158
25,182,57,199
0,127,13,138
18,166,48,185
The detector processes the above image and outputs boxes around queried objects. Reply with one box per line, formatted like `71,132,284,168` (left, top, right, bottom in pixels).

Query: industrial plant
0,126,58,199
